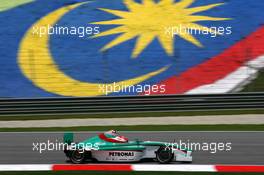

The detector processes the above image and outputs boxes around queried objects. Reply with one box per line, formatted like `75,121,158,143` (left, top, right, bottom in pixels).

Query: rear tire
70,150,85,164
156,146,174,164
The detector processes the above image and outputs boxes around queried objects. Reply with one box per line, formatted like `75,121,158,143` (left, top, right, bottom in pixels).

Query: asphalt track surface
0,132,264,165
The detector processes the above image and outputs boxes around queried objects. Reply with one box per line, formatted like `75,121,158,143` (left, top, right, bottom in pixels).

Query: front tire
156,146,174,164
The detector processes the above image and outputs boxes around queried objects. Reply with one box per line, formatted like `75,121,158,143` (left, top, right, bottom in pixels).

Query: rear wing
64,133,74,144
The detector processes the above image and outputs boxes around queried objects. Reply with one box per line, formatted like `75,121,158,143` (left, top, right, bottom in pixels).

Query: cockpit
99,130,129,143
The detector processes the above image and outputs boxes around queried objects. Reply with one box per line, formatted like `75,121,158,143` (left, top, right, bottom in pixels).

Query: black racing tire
70,150,86,164
156,146,174,164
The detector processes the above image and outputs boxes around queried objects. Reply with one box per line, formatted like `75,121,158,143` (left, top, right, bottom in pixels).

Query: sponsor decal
109,151,135,157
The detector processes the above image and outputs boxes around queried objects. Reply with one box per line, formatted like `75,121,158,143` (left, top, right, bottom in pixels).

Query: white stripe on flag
186,55,264,94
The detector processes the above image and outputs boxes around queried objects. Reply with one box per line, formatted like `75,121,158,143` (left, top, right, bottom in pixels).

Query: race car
63,130,192,164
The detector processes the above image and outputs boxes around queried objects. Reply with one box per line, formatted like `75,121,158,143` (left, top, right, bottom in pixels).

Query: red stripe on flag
52,164,132,171
147,26,264,95
215,165,264,173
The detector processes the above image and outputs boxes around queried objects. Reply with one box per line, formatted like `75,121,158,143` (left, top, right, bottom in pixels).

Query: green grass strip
1,125,264,132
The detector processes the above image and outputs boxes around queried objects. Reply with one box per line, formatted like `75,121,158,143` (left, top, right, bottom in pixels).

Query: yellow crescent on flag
18,2,168,97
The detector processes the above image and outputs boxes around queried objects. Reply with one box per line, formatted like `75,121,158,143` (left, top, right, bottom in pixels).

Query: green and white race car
64,130,192,164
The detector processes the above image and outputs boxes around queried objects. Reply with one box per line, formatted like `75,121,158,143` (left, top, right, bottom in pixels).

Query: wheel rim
157,147,173,163
72,150,84,162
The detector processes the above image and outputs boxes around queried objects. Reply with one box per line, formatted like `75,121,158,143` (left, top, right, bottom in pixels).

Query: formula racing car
63,130,192,164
